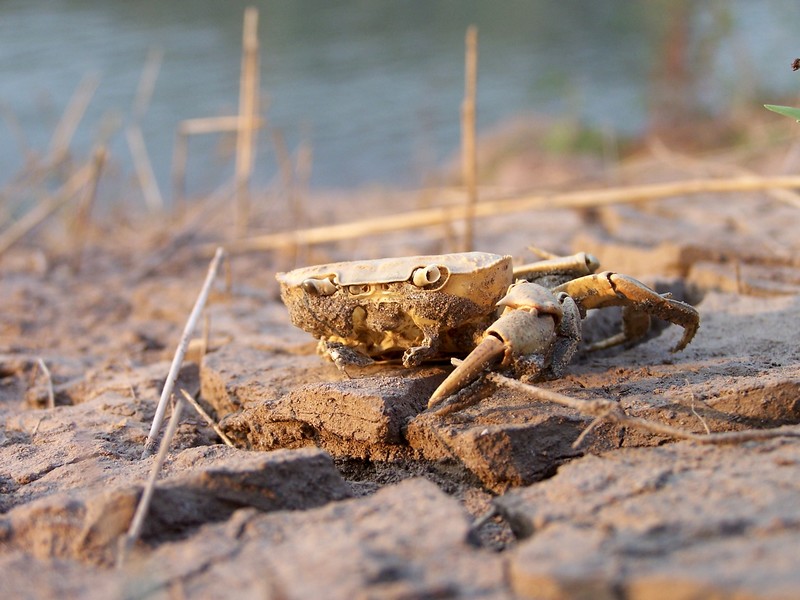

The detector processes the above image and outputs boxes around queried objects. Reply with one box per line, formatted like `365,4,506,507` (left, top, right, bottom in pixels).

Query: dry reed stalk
172,116,266,204
179,388,234,447
126,125,164,211
461,26,478,252
132,48,163,121
483,371,800,446
226,174,800,252
118,393,185,568
0,101,33,165
235,6,260,235
650,138,800,209
0,158,95,257
70,146,107,269
182,116,266,136
47,74,100,166
141,247,226,458
126,48,164,211
132,185,235,281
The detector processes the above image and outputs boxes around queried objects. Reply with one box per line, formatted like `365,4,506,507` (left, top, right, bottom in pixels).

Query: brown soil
3,127,800,598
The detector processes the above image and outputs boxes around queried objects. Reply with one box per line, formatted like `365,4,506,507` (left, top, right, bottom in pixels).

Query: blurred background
2,0,799,200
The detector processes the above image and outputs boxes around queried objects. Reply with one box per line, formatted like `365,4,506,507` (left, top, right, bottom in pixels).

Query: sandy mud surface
2,140,800,598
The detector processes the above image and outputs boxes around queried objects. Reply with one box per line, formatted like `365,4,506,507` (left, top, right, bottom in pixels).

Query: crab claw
428,281,562,409
428,335,505,408
554,272,699,352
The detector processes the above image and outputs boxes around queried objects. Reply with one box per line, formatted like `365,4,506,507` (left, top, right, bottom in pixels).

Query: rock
497,439,800,599
688,260,800,296
222,369,444,460
1,446,351,565
200,342,341,416
0,552,120,600
142,478,508,599
407,386,618,493
572,197,800,280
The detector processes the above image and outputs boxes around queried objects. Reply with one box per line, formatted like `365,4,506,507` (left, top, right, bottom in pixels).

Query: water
2,0,800,198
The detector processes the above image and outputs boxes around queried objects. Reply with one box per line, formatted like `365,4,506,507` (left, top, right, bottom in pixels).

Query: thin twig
118,393,185,568
141,247,226,458
226,174,800,253
686,381,711,435
179,388,234,447
483,371,800,446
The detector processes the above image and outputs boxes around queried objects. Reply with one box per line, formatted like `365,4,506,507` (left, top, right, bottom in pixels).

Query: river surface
2,0,799,197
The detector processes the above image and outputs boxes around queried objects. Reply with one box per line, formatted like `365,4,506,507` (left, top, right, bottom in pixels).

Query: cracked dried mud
3,145,800,599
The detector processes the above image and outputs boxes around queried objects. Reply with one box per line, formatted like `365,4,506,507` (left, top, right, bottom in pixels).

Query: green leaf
764,104,800,122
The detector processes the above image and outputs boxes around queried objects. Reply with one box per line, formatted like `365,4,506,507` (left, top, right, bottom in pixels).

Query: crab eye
301,278,337,296
583,253,600,272
412,265,441,287
347,284,370,295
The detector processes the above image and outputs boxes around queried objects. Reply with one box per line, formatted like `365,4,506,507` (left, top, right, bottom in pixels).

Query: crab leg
553,272,699,352
512,251,600,284
428,281,562,408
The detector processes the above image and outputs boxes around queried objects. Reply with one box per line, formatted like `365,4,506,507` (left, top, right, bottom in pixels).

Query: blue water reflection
1,0,798,195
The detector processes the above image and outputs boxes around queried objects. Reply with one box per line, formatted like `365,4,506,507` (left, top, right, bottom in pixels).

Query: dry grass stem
0,157,95,257
126,124,164,211
126,48,164,212
172,116,265,204
0,102,33,164
687,382,711,435
47,74,100,165
132,48,163,121
142,247,226,458
118,393,185,568
483,371,800,446
70,146,107,269
651,138,800,209
179,115,264,136
461,25,478,252
228,174,800,252
179,388,234,447
235,6,260,235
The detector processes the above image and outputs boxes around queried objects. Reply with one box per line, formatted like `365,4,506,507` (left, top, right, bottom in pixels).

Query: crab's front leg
428,281,576,408
402,320,441,368
554,272,699,351
318,339,374,371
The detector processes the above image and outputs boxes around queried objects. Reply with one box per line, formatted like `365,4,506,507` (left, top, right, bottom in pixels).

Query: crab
276,249,699,407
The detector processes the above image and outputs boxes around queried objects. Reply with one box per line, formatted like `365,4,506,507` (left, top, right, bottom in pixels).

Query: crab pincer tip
427,336,505,409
